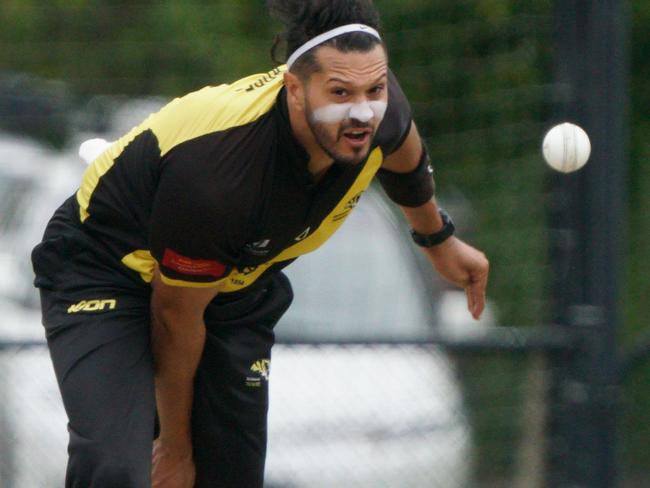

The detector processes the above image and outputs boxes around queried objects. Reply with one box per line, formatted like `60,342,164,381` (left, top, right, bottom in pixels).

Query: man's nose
348,101,374,123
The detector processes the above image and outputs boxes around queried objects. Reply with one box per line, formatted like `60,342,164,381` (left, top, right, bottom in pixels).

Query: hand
151,438,196,488
426,237,489,320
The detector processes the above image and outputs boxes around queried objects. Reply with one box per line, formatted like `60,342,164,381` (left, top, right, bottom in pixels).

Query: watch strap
410,209,455,247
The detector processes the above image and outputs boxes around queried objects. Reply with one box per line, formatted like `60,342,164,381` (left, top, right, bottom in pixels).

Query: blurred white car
0,118,491,487
266,187,473,488
0,134,85,307
0,133,82,488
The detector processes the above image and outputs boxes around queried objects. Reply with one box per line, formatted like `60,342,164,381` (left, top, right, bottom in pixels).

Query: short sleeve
374,69,413,156
149,153,241,287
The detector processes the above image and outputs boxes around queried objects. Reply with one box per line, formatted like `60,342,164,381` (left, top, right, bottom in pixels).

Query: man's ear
284,71,305,112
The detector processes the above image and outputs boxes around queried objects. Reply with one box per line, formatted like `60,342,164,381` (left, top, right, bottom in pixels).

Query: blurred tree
0,1,275,95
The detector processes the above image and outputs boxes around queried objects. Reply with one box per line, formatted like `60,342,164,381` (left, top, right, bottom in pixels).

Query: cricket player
31,0,489,486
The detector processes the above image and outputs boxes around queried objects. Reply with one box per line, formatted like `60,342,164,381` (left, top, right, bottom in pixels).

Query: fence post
547,1,628,487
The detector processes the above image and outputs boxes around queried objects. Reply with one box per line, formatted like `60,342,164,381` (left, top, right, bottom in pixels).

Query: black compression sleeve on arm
376,144,435,207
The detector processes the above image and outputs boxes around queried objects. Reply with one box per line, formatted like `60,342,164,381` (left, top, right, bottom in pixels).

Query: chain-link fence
0,335,571,488
0,325,646,488
0,343,68,488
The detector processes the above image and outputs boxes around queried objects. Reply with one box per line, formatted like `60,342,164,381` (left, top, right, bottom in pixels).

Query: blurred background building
0,1,648,487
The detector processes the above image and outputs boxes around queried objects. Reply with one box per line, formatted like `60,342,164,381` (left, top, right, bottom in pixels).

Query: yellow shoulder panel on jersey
77,66,287,222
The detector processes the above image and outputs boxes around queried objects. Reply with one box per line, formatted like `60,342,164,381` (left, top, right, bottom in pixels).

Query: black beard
305,103,371,165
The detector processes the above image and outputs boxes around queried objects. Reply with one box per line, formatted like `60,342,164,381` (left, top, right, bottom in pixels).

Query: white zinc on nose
349,102,374,122
311,101,388,124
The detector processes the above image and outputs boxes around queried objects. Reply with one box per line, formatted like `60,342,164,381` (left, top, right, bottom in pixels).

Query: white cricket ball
542,122,591,173
78,138,112,165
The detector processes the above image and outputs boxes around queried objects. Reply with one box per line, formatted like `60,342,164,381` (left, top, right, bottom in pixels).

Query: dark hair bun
268,0,381,63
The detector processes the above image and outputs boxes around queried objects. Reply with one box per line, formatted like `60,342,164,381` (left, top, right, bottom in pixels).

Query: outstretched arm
381,123,489,320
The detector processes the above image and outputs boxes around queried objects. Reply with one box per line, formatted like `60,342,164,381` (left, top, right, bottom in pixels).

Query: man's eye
333,88,348,97
369,85,385,95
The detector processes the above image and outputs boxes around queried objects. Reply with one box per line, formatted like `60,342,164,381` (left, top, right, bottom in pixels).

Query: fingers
466,270,488,320
467,284,485,320
430,238,489,320
466,284,475,315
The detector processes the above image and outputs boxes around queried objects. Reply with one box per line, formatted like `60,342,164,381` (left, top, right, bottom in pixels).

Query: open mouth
342,129,372,145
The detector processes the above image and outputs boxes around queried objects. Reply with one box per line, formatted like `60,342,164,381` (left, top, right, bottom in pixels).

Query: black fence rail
4,324,646,488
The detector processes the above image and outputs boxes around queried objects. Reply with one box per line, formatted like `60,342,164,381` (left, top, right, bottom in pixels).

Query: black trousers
38,269,292,488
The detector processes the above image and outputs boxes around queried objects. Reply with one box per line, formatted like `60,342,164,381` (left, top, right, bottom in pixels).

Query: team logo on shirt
246,359,271,387
244,239,272,256
332,191,364,222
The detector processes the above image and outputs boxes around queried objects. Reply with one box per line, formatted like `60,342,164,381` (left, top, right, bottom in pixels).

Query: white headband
286,23,382,70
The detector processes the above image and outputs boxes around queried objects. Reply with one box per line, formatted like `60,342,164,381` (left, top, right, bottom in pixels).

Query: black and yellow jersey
65,66,411,293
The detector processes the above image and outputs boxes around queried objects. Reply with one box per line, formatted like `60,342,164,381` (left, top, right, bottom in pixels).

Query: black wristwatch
410,209,455,247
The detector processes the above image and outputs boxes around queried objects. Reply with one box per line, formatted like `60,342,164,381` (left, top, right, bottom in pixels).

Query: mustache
337,120,374,139
342,119,372,130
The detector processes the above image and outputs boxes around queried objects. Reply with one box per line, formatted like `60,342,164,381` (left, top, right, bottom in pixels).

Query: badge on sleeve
162,248,229,278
